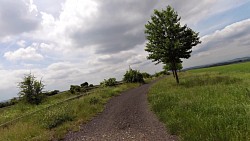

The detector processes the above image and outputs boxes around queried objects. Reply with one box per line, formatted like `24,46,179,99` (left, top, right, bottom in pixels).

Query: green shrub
141,72,151,79
89,84,94,87
44,90,60,96
80,82,88,88
70,85,81,94
123,69,144,83
0,98,19,108
100,78,117,87
18,73,45,105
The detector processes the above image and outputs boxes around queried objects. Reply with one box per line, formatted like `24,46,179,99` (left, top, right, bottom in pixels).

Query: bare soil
64,79,178,141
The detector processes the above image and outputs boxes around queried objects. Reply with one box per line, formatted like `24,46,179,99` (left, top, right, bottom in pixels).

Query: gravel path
64,79,178,141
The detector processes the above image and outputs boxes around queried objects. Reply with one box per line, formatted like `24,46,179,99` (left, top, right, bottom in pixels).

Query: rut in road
64,79,177,141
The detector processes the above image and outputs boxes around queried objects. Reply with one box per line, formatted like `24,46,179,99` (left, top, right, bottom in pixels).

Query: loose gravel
64,79,178,141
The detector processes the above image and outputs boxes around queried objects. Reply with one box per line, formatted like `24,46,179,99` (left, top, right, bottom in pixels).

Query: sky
0,0,250,101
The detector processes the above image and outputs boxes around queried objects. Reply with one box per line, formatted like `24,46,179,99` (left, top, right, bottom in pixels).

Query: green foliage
0,83,139,141
0,98,19,108
70,85,81,94
148,62,250,140
44,90,60,96
80,82,89,88
141,72,151,79
123,69,144,83
153,71,170,77
100,78,117,87
163,63,183,71
145,6,201,83
89,84,94,87
18,73,45,105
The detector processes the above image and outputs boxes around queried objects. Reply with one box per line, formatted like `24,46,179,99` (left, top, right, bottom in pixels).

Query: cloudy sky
0,0,250,101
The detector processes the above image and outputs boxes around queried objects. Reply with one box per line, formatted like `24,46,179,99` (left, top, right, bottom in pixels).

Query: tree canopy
145,6,201,83
18,73,44,104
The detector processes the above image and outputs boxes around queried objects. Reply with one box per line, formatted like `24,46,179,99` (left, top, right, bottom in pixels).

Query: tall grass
148,62,250,141
0,83,139,141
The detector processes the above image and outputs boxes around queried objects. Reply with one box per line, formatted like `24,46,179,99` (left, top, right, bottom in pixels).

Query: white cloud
4,46,44,61
16,40,26,47
184,18,250,68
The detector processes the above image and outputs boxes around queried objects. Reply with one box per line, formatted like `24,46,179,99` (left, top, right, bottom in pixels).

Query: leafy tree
18,73,44,105
123,68,144,83
163,63,183,77
145,6,201,83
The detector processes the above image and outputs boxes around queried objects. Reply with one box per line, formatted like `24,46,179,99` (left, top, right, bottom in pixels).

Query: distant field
148,62,250,141
0,83,139,141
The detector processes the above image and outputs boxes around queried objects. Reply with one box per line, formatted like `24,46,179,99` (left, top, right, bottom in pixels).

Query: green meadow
0,83,139,141
148,62,250,141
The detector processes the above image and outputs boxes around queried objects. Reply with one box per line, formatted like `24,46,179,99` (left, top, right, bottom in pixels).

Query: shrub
44,90,60,96
89,84,94,87
123,69,144,83
80,82,88,88
0,98,19,108
141,72,151,79
18,73,45,105
100,78,117,87
70,85,81,94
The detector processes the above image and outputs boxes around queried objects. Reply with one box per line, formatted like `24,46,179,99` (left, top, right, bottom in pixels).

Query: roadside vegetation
0,67,153,140
0,83,140,140
148,62,250,141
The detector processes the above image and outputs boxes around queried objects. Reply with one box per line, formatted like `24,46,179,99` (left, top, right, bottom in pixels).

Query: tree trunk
174,69,179,84
172,70,175,78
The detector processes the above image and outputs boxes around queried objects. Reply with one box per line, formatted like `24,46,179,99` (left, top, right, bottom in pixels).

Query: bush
100,78,117,87
123,69,144,83
80,82,88,88
0,98,19,108
44,90,60,96
153,71,170,77
70,85,81,94
141,72,151,79
89,84,94,87
18,73,45,105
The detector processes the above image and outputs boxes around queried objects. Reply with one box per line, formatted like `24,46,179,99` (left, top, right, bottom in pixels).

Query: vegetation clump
70,85,81,94
145,6,201,83
18,73,44,105
100,78,117,87
123,68,144,83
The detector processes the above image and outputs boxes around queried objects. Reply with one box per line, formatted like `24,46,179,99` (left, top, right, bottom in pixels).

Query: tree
163,63,183,77
123,68,144,83
145,6,201,84
18,73,44,104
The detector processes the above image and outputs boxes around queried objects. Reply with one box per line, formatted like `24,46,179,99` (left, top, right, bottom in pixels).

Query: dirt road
64,79,177,141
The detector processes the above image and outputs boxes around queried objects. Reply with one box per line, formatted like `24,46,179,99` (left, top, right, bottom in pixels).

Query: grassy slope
148,62,250,141
0,83,139,141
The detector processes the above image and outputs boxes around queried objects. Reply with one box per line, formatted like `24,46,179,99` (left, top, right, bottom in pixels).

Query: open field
148,62,250,141
0,83,139,141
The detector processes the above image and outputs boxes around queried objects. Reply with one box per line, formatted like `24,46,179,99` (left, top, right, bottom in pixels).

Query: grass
148,62,250,141
0,83,139,141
